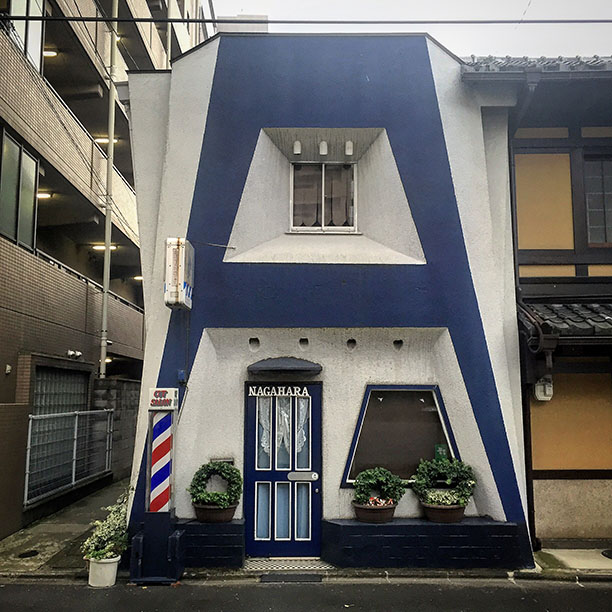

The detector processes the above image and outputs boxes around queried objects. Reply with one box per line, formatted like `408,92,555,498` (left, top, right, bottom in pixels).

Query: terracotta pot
352,501,397,523
193,503,237,523
421,502,466,523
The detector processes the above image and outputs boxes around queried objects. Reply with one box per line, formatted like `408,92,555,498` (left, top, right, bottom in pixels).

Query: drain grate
245,558,335,572
17,550,39,559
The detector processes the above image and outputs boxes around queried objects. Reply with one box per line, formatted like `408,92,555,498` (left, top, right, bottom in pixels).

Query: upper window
342,386,455,484
0,130,38,248
4,0,44,71
291,163,355,232
584,156,612,246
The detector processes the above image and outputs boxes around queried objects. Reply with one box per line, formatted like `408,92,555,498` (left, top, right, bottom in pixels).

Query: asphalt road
0,579,610,611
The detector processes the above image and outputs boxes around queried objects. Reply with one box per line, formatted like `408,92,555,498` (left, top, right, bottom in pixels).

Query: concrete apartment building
0,0,211,540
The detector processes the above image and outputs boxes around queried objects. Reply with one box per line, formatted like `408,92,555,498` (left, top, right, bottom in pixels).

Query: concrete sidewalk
0,481,610,583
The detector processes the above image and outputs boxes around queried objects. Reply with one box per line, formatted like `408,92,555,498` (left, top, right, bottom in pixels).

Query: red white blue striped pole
148,388,178,513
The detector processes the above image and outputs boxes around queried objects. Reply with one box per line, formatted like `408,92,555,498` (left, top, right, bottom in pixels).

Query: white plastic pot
87,555,121,587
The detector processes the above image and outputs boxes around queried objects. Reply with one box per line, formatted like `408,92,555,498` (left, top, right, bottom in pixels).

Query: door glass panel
26,0,43,71
11,0,27,48
18,151,36,247
255,482,270,540
275,482,290,540
296,483,311,540
276,397,291,469
296,397,311,469
256,397,272,470
0,135,20,240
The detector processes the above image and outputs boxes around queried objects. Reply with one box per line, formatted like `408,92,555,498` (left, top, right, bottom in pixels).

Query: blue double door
244,383,322,557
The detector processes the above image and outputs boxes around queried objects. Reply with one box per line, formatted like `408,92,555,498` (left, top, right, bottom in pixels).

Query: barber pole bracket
148,388,179,513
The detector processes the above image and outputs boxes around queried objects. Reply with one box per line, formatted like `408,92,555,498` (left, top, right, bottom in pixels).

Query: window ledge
285,230,363,236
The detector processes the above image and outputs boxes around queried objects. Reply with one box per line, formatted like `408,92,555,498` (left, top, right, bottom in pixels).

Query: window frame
289,161,358,234
340,384,459,488
0,127,39,250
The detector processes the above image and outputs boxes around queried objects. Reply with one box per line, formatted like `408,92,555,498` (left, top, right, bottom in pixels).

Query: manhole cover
17,550,39,559
602,549,612,559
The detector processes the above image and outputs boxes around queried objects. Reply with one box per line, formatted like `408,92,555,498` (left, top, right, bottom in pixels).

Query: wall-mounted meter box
164,238,194,309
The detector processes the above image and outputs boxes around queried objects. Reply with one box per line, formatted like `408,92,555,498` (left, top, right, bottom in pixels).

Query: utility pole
99,0,119,378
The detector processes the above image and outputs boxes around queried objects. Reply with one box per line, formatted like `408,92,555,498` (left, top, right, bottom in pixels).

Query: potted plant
411,458,476,523
188,460,243,522
352,467,407,523
81,490,128,587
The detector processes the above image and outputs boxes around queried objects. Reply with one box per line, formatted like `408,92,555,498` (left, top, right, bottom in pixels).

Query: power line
2,16,612,25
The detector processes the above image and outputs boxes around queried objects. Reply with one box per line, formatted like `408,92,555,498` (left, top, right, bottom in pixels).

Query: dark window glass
293,164,322,227
585,158,612,244
0,134,20,239
18,150,36,247
348,390,448,480
324,164,354,227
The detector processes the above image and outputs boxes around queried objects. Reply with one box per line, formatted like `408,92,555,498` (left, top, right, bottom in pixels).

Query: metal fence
24,409,114,506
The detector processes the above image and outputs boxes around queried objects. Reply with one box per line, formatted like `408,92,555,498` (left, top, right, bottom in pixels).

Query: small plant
353,467,407,506
188,461,242,509
81,490,129,560
411,458,476,507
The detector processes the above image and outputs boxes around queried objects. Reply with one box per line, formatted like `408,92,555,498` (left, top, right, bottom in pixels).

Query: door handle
287,471,319,482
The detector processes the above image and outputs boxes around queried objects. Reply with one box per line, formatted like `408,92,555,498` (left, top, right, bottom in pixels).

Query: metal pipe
100,0,119,378
166,0,172,69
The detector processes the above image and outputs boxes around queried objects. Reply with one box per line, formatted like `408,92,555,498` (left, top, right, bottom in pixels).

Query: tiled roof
463,55,612,73
519,303,612,337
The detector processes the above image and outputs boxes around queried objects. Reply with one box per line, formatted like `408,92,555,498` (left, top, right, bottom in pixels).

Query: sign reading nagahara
248,385,310,398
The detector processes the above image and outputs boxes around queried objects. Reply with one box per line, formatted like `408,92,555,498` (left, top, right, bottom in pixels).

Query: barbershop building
126,33,612,571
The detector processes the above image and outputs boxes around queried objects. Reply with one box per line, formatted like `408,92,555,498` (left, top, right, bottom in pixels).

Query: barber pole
148,388,179,513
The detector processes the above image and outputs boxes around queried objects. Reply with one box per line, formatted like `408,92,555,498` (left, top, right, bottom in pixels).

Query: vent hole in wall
393,340,404,351
299,338,309,350
249,337,260,352
346,339,357,351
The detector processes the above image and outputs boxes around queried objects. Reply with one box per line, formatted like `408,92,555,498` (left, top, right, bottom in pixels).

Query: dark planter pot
352,501,397,523
193,503,238,523
421,502,466,523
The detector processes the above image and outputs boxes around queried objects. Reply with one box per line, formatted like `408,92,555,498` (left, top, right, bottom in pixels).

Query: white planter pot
87,556,121,588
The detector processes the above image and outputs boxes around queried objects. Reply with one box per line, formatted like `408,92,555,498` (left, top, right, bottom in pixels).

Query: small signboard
435,444,448,460
148,388,179,411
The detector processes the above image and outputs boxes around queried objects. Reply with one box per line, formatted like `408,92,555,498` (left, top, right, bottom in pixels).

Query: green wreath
188,461,243,509
353,467,407,505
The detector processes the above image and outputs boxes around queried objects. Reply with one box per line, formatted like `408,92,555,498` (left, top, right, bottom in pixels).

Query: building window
291,163,355,232
584,156,612,245
0,130,38,248
342,386,456,484
4,0,44,71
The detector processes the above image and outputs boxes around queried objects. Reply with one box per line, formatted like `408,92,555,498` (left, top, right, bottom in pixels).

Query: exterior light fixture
43,50,58,58
94,137,119,144
293,140,301,155
36,192,52,199
133,275,143,281
92,244,117,251
319,141,328,156
345,140,354,156
105,357,113,363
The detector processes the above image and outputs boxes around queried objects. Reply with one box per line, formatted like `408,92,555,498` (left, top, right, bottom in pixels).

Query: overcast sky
211,1,612,57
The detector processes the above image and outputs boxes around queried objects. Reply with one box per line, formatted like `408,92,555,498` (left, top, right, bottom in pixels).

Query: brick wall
0,238,144,403
0,403,29,540
0,28,139,245
93,378,141,480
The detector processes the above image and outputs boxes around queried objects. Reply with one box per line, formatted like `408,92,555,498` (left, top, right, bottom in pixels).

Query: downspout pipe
99,0,118,378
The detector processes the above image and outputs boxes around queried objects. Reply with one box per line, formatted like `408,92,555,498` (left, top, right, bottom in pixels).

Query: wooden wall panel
515,154,574,250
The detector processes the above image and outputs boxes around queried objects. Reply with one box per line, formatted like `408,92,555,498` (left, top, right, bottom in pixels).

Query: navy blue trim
340,384,458,488
144,35,526,525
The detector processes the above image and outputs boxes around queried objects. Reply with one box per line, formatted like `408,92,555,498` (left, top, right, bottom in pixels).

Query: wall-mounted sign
148,387,179,411
164,237,194,310
248,385,310,398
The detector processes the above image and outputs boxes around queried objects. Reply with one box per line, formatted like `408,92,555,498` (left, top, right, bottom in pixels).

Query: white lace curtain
258,396,310,458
